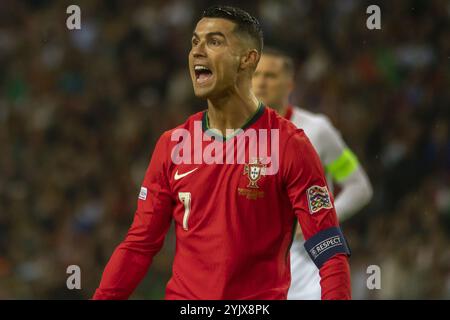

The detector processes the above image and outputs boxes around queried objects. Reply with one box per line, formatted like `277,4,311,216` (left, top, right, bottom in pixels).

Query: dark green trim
202,102,265,141
240,101,265,131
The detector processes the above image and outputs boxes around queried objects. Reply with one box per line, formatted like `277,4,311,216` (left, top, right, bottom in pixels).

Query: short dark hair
201,5,263,53
262,46,295,76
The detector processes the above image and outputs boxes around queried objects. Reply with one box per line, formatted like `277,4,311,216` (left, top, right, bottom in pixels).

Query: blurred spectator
0,0,448,299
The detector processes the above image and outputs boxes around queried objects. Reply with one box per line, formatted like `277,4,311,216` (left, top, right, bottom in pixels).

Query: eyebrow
192,31,226,39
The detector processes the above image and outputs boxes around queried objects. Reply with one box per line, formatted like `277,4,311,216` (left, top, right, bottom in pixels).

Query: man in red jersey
93,5,351,300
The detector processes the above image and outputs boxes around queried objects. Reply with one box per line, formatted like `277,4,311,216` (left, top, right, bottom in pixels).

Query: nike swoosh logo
174,168,199,180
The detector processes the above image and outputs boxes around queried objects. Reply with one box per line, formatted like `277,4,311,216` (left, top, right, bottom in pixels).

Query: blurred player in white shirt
253,47,373,300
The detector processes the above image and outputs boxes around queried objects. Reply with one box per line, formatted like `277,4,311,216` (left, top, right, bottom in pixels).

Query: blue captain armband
304,226,351,269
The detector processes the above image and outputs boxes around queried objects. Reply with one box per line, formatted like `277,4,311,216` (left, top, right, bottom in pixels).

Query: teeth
194,65,210,71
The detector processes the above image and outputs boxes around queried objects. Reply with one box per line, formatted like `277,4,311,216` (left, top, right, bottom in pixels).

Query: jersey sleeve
282,130,351,299
93,132,175,300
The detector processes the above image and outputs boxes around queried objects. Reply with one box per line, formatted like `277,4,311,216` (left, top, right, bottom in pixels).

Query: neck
206,85,260,136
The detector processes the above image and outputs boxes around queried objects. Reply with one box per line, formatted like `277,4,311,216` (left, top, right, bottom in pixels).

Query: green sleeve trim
325,148,359,183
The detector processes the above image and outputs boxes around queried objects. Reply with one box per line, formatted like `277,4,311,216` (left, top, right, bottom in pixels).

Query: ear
239,49,259,71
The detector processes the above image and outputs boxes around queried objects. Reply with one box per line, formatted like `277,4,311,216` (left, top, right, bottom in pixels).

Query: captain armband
325,148,359,183
304,226,351,269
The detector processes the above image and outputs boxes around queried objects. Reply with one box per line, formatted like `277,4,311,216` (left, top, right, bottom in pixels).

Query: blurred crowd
0,0,449,299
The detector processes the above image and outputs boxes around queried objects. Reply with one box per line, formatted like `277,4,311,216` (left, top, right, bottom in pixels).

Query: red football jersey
93,105,350,300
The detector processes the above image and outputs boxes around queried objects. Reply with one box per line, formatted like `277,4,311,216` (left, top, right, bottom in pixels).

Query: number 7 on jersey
178,192,192,230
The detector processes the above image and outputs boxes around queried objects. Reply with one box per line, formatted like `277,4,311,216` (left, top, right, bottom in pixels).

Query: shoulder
284,128,313,152
263,107,316,157
265,106,300,137
280,128,324,179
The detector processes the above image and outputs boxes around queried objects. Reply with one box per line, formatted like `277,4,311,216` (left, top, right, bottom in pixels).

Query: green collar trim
202,102,265,141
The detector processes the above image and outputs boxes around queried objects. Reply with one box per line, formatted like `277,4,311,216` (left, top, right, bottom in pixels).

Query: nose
191,41,207,58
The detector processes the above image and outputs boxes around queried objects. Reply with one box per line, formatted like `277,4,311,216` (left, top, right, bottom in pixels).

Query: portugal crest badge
243,158,266,189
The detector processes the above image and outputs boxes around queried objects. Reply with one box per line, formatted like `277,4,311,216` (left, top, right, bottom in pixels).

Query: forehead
194,17,237,37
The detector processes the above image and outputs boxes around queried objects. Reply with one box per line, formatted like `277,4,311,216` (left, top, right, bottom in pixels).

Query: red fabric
93,107,350,300
319,254,351,300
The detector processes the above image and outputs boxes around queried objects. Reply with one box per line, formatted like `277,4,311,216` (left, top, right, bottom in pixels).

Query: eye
209,38,222,46
192,38,199,46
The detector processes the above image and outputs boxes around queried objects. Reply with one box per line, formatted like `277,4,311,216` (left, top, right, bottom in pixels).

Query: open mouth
194,65,213,85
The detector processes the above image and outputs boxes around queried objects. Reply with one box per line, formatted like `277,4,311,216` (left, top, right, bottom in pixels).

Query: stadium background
0,0,449,299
